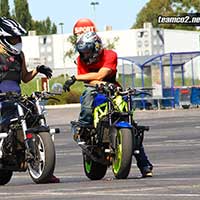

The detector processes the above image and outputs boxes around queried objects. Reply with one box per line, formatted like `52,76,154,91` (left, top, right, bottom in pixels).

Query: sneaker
48,175,60,183
141,166,153,178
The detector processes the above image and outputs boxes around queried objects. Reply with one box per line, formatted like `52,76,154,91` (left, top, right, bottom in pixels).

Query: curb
45,103,81,109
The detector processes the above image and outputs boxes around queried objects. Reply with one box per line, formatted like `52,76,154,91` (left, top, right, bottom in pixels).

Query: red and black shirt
77,49,118,84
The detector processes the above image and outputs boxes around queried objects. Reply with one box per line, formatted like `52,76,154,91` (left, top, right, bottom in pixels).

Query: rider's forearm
88,80,107,85
75,72,104,82
22,69,38,83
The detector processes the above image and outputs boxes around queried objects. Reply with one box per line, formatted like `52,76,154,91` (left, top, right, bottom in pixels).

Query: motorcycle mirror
51,83,63,94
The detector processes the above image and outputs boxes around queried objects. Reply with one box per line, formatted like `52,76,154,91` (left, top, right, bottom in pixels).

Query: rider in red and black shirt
77,48,118,84
63,31,153,178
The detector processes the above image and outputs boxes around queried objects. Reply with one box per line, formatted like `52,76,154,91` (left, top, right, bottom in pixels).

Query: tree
0,0,10,17
0,0,57,35
44,17,57,34
31,17,57,35
132,0,199,30
12,0,57,35
13,0,32,31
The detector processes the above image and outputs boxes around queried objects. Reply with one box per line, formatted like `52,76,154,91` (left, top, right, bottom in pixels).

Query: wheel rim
28,135,45,179
85,156,92,173
112,130,122,174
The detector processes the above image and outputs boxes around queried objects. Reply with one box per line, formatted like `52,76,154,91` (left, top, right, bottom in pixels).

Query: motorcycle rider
0,17,60,183
63,31,153,177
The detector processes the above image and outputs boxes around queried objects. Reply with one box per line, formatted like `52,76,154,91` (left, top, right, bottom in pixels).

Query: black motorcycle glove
63,75,76,92
36,65,52,79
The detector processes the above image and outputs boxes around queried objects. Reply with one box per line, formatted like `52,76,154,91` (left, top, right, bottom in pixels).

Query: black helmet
76,31,103,64
0,17,27,55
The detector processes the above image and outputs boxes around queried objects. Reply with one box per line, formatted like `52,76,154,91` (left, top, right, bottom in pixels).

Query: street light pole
59,22,64,34
90,1,99,23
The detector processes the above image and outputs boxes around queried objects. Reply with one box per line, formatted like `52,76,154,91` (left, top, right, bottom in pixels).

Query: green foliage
13,0,32,31
0,0,57,35
20,78,38,95
0,0,10,17
104,37,119,50
132,0,199,30
118,74,152,88
47,90,81,105
32,17,57,35
64,34,78,59
174,77,200,86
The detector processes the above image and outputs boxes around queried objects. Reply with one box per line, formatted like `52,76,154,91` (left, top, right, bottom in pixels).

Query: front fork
35,100,59,140
17,104,35,159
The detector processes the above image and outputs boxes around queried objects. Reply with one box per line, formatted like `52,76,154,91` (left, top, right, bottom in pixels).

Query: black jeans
134,145,153,172
79,87,153,171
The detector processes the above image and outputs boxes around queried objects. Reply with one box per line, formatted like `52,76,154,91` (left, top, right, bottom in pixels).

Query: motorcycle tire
28,132,55,184
83,152,107,180
112,128,133,179
0,170,13,185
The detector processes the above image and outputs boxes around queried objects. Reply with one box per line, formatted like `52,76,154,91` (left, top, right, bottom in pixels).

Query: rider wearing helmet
63,31,153,178
0,17,59,183
64,31,119,124
75,31,118,85
0,17,52,93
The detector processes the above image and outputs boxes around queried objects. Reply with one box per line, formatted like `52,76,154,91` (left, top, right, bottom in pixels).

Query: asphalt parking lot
1,107,200,200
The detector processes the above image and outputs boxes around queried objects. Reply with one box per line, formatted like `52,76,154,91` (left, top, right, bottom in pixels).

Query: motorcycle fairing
115,121,132,128
93,93,107,107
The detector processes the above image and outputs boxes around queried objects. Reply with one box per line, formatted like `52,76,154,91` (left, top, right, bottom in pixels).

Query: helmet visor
77,42,94,61
5,36,21,45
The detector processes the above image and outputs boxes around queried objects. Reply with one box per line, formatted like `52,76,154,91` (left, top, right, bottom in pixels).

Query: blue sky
9,0,149,34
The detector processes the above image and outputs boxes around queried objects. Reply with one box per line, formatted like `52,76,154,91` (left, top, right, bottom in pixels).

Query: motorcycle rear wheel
112,128,133,179
0,170,13,185
83,153,107,180
28,132,55,184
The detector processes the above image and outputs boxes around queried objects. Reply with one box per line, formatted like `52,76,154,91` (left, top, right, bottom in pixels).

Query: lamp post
90,1,99,23
59,22,64,34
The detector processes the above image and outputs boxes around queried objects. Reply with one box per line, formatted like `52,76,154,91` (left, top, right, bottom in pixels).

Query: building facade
22,23,200,77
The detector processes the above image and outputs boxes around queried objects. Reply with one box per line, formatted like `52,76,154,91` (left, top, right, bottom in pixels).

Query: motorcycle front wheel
28,132,55,184
112,128,133,179
83,152,107,180
0,170,13,185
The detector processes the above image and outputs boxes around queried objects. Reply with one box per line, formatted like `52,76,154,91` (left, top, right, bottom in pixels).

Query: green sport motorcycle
71,84,150,180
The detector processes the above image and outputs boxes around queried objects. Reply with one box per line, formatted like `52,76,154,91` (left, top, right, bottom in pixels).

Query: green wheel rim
85,160,92,173
113,130,122,174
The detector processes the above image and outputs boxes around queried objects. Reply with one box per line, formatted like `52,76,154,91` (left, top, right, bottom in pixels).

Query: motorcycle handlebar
117,88,152,97
84,83,152,97
33,91,62,99
0,91,61,102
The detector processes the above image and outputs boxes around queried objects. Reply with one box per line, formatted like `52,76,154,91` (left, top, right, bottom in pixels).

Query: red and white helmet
76,31,103,64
